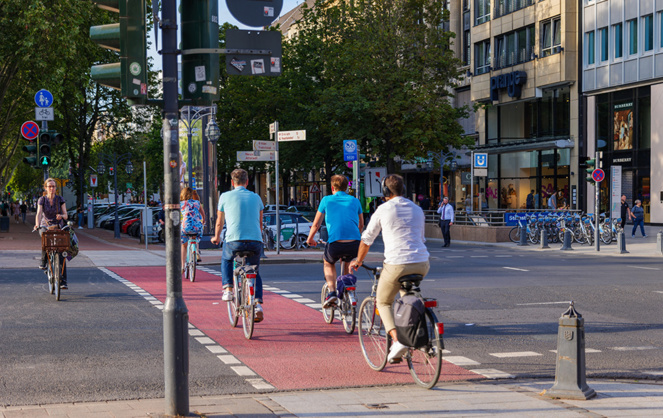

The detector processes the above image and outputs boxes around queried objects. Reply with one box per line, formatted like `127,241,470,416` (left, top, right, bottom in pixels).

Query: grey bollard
545,302,596,400
560,230,573,251
517,224,529,246
618,231,629,254
540,230,549,249
657,230,663,255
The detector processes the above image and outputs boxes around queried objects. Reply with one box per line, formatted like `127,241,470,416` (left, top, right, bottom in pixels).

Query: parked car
264,204,288,212
286,205,316,221
262,211,320,249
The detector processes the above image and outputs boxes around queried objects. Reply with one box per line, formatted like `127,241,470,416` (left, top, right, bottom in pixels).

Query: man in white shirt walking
437,196,454,247
349,174,430,364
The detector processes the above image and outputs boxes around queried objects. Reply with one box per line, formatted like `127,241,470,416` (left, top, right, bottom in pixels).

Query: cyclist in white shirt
349,174,430,363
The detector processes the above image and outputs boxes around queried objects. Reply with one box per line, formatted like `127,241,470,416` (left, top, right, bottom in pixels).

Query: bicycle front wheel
321,282,334,324
406,309,442,389
227,276,239,327
508,227,520,243
341,291,356,334
188,243,197,282
358,297,388,371
241,279,255,340
53,254,61,301
47,253,55,295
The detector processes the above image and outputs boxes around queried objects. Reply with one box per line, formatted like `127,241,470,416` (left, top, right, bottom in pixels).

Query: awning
474,138,574,154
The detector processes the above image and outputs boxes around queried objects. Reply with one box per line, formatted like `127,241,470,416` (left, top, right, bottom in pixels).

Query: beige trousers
376,261,430,333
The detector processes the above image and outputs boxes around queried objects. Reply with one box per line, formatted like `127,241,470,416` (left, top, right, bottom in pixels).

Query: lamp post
428,151,459,204
97,152,133,239
179,105,218,189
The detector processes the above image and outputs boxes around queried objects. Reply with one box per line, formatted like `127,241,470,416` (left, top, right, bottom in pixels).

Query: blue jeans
631,218,645,236
222,240,263,302
78,213,84,228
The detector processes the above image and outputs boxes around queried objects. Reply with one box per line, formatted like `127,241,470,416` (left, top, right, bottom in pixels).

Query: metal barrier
424,209,584,227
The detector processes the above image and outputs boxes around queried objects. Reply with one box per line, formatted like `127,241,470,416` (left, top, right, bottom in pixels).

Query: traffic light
90,0,148,105
584,157,596,183
180,0,220,105
22,139,38,168
109,166,115,176
38,131,63,168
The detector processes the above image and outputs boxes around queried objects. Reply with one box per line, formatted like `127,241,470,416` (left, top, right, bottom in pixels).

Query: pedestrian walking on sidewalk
20,201,27,223
630,200,646,237
77,204,85,229
620,195,631,230
437,196,454,247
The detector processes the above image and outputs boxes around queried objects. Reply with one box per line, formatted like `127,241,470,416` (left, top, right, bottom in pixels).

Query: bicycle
226,250,259,339
183,233,199,282
37,223,71,301
320,260,357,334
357,263,443,389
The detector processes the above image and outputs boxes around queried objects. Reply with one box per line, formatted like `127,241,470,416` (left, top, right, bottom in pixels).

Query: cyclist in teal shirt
211,169,265,322
307,175,364,307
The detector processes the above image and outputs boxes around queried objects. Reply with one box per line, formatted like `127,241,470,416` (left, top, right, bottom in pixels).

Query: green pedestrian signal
22,140,39,168
180,0,219,105
40,156,51,167
90,0,148,105
38,131,63,168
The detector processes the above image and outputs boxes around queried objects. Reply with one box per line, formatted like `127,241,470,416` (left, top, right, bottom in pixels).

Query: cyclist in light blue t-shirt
307,175,364,308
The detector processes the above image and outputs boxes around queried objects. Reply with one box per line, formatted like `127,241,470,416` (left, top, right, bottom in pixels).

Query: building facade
460,0,581,211
582,0,662,224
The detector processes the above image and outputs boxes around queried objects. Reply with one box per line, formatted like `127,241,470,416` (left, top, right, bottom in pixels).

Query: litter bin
0,216,9,232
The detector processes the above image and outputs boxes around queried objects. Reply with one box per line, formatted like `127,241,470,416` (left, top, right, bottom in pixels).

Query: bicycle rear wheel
406,309,442,389
508,227,520,243
241,278,255,340
227,275,239,327
53,254,61,301
188,243,197,282
341,291,356,334
358,297,388,371
321,282,334,324
47,253,55,295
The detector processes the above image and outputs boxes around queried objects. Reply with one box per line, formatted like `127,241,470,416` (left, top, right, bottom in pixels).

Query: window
475,40,491,75
660,12,663,47
495,0,535,18
644,14,653,51
475,0,490,25
495,25,535,68
541,17,562,57
614,23,623,58
600,27,608,62
628,19,638,54
463,10,471,65
586,31,595,65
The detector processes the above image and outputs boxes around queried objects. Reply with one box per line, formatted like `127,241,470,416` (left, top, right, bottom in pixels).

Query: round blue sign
592,168,605,182
35,89,53,108
21,121,40,140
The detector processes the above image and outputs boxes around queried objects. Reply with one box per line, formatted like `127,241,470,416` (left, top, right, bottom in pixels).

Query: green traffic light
40,156,50,167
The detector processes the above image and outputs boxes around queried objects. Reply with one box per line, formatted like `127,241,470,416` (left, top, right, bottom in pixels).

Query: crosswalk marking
470,369,515,379
444,356,481,366
490,351,542,358
611,346,659,351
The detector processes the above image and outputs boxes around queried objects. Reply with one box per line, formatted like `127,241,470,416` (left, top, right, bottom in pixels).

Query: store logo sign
490,71,527,101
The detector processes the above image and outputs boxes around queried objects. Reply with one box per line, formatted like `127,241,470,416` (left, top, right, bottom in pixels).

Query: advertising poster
613,102,633,151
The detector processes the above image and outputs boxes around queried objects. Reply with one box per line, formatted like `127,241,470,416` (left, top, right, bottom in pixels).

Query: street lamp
205,119,221,145
428,151,459,204
97,152,132,239
179,105,217,189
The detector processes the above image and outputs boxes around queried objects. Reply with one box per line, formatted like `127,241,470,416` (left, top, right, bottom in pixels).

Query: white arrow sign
253,140,276,151
237,151,276,161
277,130,306,142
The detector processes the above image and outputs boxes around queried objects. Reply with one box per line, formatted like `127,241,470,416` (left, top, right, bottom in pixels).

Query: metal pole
274,121,280,254
162,0,189,414
144,161,148,250
113,156,120,239
594,151,600,252
202,114,209,233
187,107,193,188
470,151,474,213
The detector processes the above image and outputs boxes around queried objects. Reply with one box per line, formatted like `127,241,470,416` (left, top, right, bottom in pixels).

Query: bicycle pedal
388,357,403,364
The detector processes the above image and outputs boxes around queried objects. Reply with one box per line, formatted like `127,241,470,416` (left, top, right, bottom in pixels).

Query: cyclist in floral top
180,186,205,272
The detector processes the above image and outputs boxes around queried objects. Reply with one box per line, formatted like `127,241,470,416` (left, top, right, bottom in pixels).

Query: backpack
393,293,429,348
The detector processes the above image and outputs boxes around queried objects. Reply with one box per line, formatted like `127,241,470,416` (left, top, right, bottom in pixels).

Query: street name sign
253,140,276,151
237,151,276,161
35,107,54,121
21,121,39,140
277,130,306,142
35,89,54,108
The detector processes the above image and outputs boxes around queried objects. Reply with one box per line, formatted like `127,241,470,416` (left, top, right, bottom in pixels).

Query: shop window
644,14,653,52
486,106,498,143
475,40,491,75
542,17,562,57
628,19,638,55
614,23,623,59
597,94,610,150
600,27,608,62
586,31,595,65
475,0,490,25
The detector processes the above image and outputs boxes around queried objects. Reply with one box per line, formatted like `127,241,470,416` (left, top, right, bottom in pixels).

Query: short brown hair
231,168,248,185
331,175,348,191
384,174,404,196
180,186,193,201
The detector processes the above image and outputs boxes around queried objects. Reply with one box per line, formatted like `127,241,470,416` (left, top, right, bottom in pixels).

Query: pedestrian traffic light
180,0,220,105
109,166,115,176
22,139,38,168
38,131,63,168
90,0,148,105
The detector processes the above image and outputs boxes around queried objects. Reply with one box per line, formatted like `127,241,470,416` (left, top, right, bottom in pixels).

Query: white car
262,212,320,249
264,205,288,212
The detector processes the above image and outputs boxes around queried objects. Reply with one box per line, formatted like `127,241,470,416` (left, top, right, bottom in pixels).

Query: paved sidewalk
2,379,662,417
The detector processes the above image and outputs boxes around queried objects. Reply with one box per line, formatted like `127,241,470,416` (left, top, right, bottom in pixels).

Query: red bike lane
109,266,480,390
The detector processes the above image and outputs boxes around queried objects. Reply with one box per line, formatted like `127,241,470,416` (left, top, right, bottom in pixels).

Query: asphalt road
2,243,662,407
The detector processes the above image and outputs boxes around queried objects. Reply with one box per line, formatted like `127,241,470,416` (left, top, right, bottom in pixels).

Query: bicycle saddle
235,251,256,258
398,274,423,289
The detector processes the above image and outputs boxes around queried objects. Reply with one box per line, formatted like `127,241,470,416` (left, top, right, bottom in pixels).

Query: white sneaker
388,341,409,364
222,289,233,301
254,304,264,323
78,226,83,229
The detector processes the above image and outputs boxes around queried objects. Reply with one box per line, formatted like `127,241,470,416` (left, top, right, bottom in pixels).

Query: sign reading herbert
237,151,276,161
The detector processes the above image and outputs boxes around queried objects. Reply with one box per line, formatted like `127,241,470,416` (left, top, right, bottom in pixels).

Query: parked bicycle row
509,212,623,245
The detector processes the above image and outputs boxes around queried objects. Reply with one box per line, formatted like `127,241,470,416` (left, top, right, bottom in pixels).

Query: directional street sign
253,140,276,151
35,89,54,108
35,107,54,121
237,151,276,161
343,140,358,161
592,168,605,183
277,130,306,142
21,121,40,140
364,167,387,197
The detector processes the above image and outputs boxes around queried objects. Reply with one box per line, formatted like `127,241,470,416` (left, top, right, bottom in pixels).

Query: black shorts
324,240,360,264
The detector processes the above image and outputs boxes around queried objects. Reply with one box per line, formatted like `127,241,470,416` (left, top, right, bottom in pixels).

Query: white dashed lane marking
490,351,542,358
503,267,529,272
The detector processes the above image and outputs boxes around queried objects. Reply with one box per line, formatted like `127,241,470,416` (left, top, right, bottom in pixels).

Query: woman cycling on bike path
180,186,205,273
349,174,429,363
307,175,364,308
34,178,69,289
